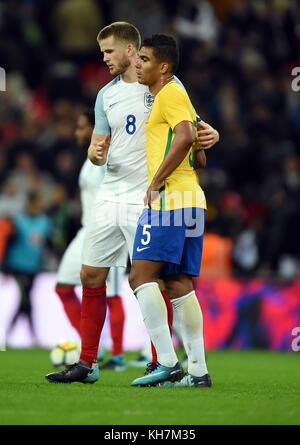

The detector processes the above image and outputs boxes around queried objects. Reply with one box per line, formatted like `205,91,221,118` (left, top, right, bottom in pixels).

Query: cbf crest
144,92,154,110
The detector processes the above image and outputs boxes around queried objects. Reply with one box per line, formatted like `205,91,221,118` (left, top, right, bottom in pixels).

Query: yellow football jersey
145,80,206,211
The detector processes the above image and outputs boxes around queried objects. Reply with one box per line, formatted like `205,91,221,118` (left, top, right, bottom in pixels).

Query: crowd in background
0,0,299,280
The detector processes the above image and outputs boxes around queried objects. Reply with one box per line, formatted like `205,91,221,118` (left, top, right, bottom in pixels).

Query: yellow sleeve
159,84,194,130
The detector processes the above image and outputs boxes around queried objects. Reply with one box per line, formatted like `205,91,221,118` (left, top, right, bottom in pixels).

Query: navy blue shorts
132,208,205,277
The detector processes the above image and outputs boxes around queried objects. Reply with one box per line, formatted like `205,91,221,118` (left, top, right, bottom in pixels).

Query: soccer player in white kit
45,22,219,384
55,109,126,370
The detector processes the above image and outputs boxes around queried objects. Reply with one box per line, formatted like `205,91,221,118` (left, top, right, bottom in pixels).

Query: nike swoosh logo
136,246,150,252
108,102,119,109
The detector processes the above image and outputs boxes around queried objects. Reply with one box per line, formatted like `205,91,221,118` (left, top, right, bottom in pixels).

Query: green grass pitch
0,348,299,425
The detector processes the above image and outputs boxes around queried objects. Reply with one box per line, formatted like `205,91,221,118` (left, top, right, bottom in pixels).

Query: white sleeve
93,90,111,135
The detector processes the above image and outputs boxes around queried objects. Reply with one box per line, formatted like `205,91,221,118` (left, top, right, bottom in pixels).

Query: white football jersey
78,158,106,227
93,76,153,205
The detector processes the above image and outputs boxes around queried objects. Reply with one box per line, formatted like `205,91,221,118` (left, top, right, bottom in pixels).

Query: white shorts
82,200,144,268
56,227,125,297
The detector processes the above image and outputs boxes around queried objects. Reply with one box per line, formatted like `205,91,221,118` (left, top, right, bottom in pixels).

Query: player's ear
127,43,135,57
160,63,169,75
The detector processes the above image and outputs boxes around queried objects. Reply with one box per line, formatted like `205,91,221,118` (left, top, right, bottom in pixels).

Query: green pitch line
0,348,299,425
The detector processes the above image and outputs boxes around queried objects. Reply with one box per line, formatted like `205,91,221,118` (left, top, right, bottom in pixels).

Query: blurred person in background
174,0,219,44
6,151,55,208
45,183,71,262
199,222,233,280
54,109,127,371
259,153,300,278
51,0,104,65
0,178,27,218
53,151,80,197
111,0,168,37
1,192,52,343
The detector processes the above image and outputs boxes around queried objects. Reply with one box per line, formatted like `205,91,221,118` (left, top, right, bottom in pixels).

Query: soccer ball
49,341,81,368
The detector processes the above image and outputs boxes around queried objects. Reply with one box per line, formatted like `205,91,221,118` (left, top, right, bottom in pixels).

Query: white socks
134,282,178,368
172,291,208,377
134,282,208,377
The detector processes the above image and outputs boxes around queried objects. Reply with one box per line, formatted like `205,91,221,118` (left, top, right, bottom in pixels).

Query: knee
128,264,148,292
129,264,160,293
80,265,102,288
163,281,176,299
80,267,89,287
164,277,193,299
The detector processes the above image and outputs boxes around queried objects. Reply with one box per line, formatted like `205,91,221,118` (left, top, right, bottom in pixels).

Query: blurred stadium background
0,0,300,353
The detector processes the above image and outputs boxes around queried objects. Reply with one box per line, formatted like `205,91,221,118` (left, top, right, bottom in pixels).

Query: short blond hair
97,22,141,51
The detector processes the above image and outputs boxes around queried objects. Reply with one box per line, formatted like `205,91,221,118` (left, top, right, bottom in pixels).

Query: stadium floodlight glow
291,67,300,92
0,67,6,91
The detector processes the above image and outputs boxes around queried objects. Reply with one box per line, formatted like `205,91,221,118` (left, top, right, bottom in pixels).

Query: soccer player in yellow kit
129,34,211,387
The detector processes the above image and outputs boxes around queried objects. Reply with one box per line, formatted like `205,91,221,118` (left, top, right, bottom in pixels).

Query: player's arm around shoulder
88,134,110,166
197,120,219,150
